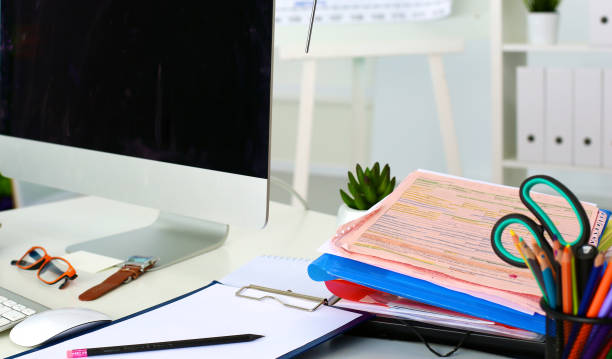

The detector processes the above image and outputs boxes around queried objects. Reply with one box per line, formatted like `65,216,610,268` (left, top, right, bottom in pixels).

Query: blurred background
4,0,612,216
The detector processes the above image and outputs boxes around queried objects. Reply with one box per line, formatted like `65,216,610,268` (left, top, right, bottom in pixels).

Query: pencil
537,253,557,309
561,245,573,345
520,240,547,302
568,260,612,359
562,254,604,359
66,334,264,358
581,286,612,359
531,237,556,280
571,252,579,314
510,230,526,263
510,231,549,301
552,234,561,258
594,337,612,359
550,234,563,320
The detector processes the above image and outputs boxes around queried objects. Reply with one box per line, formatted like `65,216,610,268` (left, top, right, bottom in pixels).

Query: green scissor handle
491,214,546,268
490,175,590,267
519,175,590,248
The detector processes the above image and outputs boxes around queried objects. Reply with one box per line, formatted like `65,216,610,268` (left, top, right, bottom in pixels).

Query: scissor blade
305,0,318,53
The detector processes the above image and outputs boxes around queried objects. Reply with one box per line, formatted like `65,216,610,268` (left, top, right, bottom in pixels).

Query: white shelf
502,159,612,175
492,1,612,184
503,43,612,53
279,38,465,60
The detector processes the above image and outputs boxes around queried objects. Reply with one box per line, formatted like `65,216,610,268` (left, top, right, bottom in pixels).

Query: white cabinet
491,0,612,189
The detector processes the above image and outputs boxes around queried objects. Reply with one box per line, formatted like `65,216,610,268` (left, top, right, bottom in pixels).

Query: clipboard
7,281,371,359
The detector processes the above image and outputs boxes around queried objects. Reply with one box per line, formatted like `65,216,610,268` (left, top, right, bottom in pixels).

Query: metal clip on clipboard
236,284,327,312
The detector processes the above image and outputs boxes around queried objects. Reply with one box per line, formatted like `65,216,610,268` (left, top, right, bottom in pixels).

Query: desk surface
0,197,507,358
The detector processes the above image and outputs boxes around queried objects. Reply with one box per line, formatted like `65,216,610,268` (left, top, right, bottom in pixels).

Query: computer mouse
9,307,111,347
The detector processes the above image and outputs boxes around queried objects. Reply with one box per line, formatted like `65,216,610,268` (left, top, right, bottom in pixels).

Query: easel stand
279,39,465,206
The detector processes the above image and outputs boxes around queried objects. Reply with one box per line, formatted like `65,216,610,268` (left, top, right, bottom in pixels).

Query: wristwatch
79,256,158,301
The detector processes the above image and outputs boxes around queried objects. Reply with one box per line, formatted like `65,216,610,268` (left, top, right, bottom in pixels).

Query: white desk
0,197,506,358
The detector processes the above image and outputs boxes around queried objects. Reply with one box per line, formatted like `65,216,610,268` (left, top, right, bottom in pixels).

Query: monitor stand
66,212,228,270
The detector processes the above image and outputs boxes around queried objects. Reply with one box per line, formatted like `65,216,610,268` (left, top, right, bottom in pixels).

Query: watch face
126,256,156,266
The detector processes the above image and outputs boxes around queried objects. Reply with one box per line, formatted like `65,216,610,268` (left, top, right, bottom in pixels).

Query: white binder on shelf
589,0,612,46
517,67,545,162
604,69,612,168
545,68,573,165
574,68,603,167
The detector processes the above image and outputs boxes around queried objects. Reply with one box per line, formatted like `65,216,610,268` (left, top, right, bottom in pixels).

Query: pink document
329,170,599,314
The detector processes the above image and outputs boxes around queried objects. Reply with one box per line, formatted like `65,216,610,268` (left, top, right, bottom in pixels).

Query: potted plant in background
524,0,562,45
337,163,396,226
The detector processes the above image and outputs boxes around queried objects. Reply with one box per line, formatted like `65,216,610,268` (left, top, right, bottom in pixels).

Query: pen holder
541,299,612,359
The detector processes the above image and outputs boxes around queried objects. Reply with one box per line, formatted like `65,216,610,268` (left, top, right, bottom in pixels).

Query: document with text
326,170,599,314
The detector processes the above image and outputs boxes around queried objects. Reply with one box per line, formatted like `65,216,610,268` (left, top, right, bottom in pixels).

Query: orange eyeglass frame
11,246,78,289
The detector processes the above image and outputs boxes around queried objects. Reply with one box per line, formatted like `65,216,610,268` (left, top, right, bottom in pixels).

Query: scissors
490,175,591,268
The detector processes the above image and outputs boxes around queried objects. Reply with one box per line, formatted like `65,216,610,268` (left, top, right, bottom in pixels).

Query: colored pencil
581,287,612,359
568,261,612,359
537,253,557,309
571,253,579,314
509,230,526,262
531,237,556,280
561,245,573,345
520,240,547,301
562,254,604,359
579,254,605,316
551,234,563,322
594,332,612,359
552,234,561,258
598,228,612,252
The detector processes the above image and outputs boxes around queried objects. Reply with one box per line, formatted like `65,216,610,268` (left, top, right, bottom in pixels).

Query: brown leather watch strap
79,264,149,301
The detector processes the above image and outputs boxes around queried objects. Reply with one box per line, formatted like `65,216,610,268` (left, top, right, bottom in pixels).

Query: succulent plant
523,0,561,12
340,163,396,210
0,174,11,198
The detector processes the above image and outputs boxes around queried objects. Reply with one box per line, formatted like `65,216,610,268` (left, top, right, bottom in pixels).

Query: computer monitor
0,2,272,269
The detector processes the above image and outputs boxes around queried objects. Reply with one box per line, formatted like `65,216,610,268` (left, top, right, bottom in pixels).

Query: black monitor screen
0,2,271,179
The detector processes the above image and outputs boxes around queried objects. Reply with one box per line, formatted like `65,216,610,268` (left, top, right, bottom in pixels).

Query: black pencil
66,334,264,358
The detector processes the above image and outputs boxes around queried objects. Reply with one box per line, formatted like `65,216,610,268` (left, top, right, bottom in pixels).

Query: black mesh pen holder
541,299,612,359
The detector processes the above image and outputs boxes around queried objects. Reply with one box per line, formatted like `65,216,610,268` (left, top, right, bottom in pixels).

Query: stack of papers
321,170,603,316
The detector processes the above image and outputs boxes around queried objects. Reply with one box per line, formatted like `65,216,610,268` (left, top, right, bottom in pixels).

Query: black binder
346,316,545,359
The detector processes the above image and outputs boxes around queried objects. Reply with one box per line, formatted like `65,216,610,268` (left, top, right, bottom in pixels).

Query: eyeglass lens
19,248,46,267
39,259,70,283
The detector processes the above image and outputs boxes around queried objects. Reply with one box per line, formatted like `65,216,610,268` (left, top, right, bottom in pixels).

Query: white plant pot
336,203,368,227
527,13,559,45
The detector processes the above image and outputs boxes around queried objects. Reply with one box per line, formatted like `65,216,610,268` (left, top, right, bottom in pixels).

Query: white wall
271,1,491,181
371,39,491,181
272,0,612,197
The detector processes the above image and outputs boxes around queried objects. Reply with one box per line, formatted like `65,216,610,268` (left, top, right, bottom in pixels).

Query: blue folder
309,253,547,334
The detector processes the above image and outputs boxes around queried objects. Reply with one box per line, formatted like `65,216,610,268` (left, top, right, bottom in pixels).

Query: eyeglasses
10,246,77,289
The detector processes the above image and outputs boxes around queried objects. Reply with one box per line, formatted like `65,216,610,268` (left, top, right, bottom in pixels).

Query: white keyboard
0,287,48,332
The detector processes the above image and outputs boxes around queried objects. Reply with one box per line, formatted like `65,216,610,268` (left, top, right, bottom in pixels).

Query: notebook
9,270,369,359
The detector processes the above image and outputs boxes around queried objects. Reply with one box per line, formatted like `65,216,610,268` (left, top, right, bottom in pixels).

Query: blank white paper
14,284,362,359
